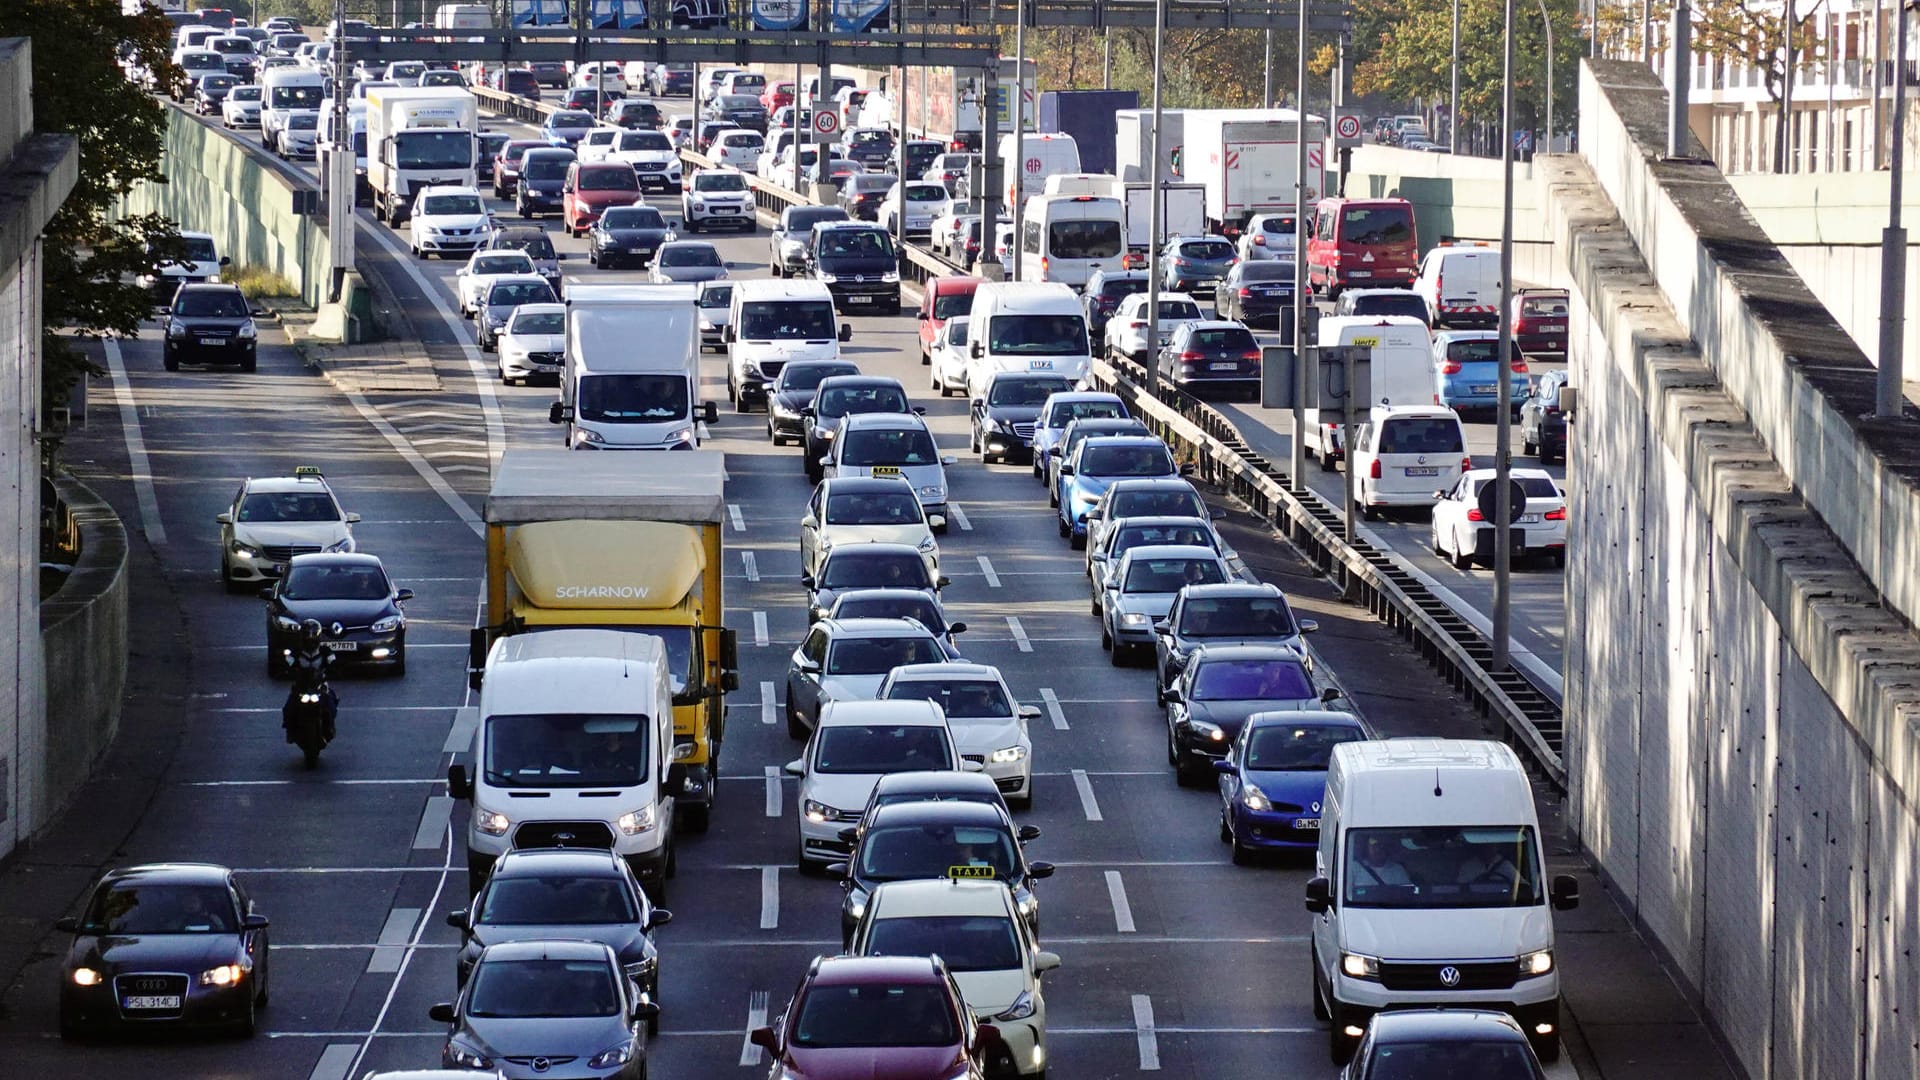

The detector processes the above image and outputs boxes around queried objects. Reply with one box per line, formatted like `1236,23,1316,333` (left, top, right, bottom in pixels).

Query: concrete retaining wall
1556,59,1920,1080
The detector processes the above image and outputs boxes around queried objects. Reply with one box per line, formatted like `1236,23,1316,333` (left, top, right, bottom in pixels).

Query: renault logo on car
1438,965,1462,987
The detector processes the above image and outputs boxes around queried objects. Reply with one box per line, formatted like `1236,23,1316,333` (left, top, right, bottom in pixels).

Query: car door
1434,476,1469,554
799,484,826,576
789,626,830,719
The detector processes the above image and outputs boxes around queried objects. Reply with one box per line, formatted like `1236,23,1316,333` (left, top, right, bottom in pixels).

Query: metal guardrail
474,86,557,126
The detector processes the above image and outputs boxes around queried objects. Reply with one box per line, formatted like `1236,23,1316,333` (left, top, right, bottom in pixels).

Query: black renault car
514,146,576,219
970,371,1073,465
588,204,676,269
164,283,257,372
262,552,412,676
806,221,900,313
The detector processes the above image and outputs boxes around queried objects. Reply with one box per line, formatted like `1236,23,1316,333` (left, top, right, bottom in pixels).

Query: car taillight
1466,507,1484,521
1369,458,1382,479
950,139,965,150
1041,256,1049,274
1514,317,1532,332
1253,235,1266,246
1178,350,1205,363
1512,358,1529,373
1545,405,1560,414
1240,349,1261,362
1545,507,1567,520
1238,288,1253,297
1441,361,1463,374
1462,456,1474,470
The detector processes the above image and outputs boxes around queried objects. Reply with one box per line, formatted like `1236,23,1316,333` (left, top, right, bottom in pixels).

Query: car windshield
832,595,945,633
1344,826,1543,908
865,915,1021,973
232,85,261,100
930,289,974,320
1239,262,1294,282
549,111,594,129
422,193,483,216
885,679,1010,719
175,290,249,318
699,284,733,309
814,724,952,773
578,167,638,192
1081,444,1174,477
1363,1039,1546,1078
898,183,943,203
1047,399,1124,426
1377,417,1464,454
82,883,236,934
987,314,1086,356
826,635,945,676
840,427,939,467
777,363,857,391
1112,523,1214,558
1097,276,1148,300
472,254,532,275
1257,216,1296,234
822,549,933,589
1110,489,1204,519
1444,338,1524,364
1190,657,1312,700
858,824,1018,882
1180,596,1297,636
619,131,671,151
793,983,957,1047
787,208,846,232
467,958,621,1019
489,281,555,307
1123,556,1225,594
818,384,909,417
279,563,391,601
600,206,664,230
1244,723,1363,771
479,873,638,926
696,172,749,192
1144,300,1200,321
269,82,322,109
819,229,895,258
202,75,238,90
740,301,836,340
988,377,1070,407
660,245,720,267
237,491,335,522
288,112,318,130
523,155,572,181
394,130,471,169
502,142,540,165
826,490,923,525
1342,204,1415,246
1050,219,1124,259
495,232,557,259
509,311,564,335
577,373,688,423
484,714,649,787
1178,239,1235,260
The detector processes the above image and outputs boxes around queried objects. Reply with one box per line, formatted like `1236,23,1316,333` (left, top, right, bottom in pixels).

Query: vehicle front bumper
688,201,754,226
61,973,255,1031
268,626,406,667
595,242,659,267
770,405,807,437
1229,801,1321,850
166,332,255,365
519,191,564,213
823,279,900,310
632,163,680,190
1109,610,1159,648
797,810,859,864
501,347,565,379
415,230,489,255
1330,969,1559,1036
1172,719,1230,763
977,423,1034,459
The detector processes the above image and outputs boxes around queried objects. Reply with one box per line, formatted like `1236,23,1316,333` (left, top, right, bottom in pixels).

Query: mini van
1349,405,1469,515
1306,197,1419,298
966,281,1093,385
1302,315,1435,469
1019,194,1126,290
726,278,852,411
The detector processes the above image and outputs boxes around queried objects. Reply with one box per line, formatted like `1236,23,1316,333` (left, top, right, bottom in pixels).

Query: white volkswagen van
1018,193,1126,291
966,281,1092,385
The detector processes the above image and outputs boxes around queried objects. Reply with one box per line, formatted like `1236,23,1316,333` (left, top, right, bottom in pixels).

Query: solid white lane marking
103,339,167,546
741,991,770,1066
950,504,972,530
411,797,452,849
764,766,781,818
760,866,780,930
742,550,759,582
308,1043,358,1080
1072,769,1103,821
760,681,777,726
366,908,421,974
1133,994,1161,1070
441,707,478,754
1039,688,1067,730
753,611,769,646
1006,616,1032,652
1106,870,1137,933
977,555,1001,588
729,503,746,531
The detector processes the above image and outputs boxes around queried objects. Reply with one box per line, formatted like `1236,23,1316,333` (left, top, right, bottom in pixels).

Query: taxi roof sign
947,865,996,880
294,465,324,476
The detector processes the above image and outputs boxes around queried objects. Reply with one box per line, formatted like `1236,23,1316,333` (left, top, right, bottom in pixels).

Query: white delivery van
1306,738,1579,1064
553,283,718,450
1303,314,1435,469
261,66,326,147
1412,241,1503,329
966,281,1093,385
1018,194,1126,291
1349,405,1470,513
726,279,853,411
997,131,1081,211
451,628,682,898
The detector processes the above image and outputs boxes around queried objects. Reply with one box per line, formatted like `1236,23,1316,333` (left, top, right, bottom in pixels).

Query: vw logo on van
1416,455,1427,465
1438,966,1462,988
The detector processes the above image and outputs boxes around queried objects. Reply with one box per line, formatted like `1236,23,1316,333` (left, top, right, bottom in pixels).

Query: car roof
872,769,1001,796
1046,391,1123,404
1245,709,1365,732
1111,515,1210,530
1176,581,1284,599
1081,434,1167,449
1461,467,1556,484
884,662,1004,683
100,862,233,887
1191,643,1310,662
1183,320,1249,332
823,476,921,494
492,848,629,878
486,274,552,289
820,616,938,639
808,954,945,987
285,552,385,570
840,412,929,432
478,939,614,963
1108,477,1196,493
1119,544,1222,563
418,184,482,198
868,798,1008,828
819,375,904,389
176,282,245,297
818,698,948,728
870,879,1019,919
820,542,924,562
656,240,716,252
1365,1008,1530,1042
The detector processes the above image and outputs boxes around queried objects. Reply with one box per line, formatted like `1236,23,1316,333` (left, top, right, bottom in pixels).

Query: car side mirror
549,401,571,424
703,400,719,425
800,574,816,590
940,455,958,466
1026,861,1055,879
960,759,984,773
219,255,232,266
1151,619,1169,634
1178,462,1196,476
557,252,569,260
970,341,982,358
1017,824,1041,843
395,588,414,602
916,309,929,320
1033,950,1062,973
911,405,927,415
1550,874,1581,910
429,1002,457,1024
783,758,805,776
647,908,673,929
800,514,817,530
447,763,472,799
936,575,951,589
1320,687,1341,703
800,405,816,417
749,1026,779,1052
825,859,852,877
1058,464,1074,477
947,622,967,634
1158,685,1180,705
242,912,270,930
1017,705,1041,721
725,325,736,342
1304,875,1333,913
1299,618,1319,633
445,909,467,929
215,512,233,524
1213,759,1237,775
631,995,661,1021
55,916,78,933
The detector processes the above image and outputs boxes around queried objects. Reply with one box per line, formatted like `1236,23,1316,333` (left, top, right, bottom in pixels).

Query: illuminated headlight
1240,783,1272,811
772,398,797,416
198,963,245,987
1519,948,1555,977
474,809,510,836
1016,891,1037,916
881,270,900,283
987,744,1027,764
846,895,867,919
166,321,186,339
273,615,302,633
576,428,606,445
820,426,836,440
1119,612,1150,627
1340,952,1381,980
671,739,697,762
324,537,355,553
917,485,945,499
995,990,1037,1021
237,321,257,339
232,543,259,560
802,798,845,823
446,1042,492,1068
617,804,656,835
588,1041,634,1069
1188,718,1224,742
71,967,103,987
666,425,695,444
917,534,937,553
371,615,403,633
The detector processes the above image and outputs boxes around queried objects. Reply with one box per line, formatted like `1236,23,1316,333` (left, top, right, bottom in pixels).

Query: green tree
1351,0,1585,136
0,0,185,418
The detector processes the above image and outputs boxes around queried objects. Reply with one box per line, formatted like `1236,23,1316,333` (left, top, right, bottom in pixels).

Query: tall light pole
1266,27,1277,107
1143,0,1168,394
1493,0,1517,669
1536,0,1555,150
327,0,355,301
1291,0,1310,488
1450,0,1461,152
1011,0,1028,279
1876,0,1910,416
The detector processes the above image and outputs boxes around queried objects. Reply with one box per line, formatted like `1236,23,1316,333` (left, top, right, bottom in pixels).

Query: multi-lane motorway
0,90,1599,1079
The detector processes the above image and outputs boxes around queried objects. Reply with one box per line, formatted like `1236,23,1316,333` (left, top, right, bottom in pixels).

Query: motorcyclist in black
285,619,339,742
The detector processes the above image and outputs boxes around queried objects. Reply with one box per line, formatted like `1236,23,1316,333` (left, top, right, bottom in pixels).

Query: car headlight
881,270,900,283
71,967,103,987
995,989,1037,1021
802,798,846,823
198,963,245,987
987,744,1027,764
1519,948,1554,977
232,542,259,559
1188,719,1224,742
1120,612,1150,627
1240,783,1272,811
577,428,606,445
917,485,945,499
237,321,257,339
624,956,657,982
809,604,829,622
666,425,695,444
820,426,836,439
446,1041,492,1068
846,892,867,920
617,805,656,835
588,1040,635,1069
474,809,510,836
818,272,840,283
324,537,355,553
690,200,706,210
166,321,186,339
371,615,403,634
917,534,937,553
1341,952,1381,980
700,319,717,331
273,615,302,633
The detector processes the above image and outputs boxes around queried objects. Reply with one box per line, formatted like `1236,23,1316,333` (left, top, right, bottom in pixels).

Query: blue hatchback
1055,435,1178,546
1433,331,1529,417
1215,710,1373,863
541,109,597,147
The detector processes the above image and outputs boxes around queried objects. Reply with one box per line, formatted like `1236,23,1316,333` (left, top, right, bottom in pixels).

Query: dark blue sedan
541,109,597,147
1215,710,1372,863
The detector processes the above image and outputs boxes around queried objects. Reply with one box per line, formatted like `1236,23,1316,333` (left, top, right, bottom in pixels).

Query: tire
1451,536,1474,571
1220,813,1233,843
240,356,256,373
164,355,180,372
1070,530,1086,551
1109,640,1127,667
1230,833,1253,865
1431,528,1446,557
232,997,257,1038
1317,448,1337,472
1057,514,1069,538
1099,619,1112,650
786,692,807,740
1329,1002,1356,1065
1552,550,1566,569
1533,1032,1562,1064
1522,431,1538,456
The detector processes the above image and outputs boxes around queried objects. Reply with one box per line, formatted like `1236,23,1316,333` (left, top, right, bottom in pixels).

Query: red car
917,275,982,366
1512,288,1570,354
761,80,796,111
561,161,642,237
750,956,1002,1080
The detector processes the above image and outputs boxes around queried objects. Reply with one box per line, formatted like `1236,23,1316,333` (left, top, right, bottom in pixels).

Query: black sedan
1213,259,1296,327
262,553,412,676
193,73,241,114
57,863,270,1039
766,359,859,446
970,371,1072,465
164,283,256,372
447,850,671,1035
828,799,1052,944
589,204,676,269
1152,581,1315,694
431,939,656,1078
1160,644,1337,785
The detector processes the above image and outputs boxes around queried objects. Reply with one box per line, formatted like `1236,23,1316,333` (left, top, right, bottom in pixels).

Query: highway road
0,91,1592,1079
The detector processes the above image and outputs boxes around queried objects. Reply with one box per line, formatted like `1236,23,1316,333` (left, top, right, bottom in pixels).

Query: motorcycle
282,648,337,768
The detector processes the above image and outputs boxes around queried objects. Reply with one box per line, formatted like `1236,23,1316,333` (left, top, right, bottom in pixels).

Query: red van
1306,197,1419,298
917,275,982,366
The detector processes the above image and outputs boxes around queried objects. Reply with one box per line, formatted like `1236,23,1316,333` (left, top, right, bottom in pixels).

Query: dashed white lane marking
1133,994,1161,1070
366,908,421,974
441,706,478,753
1072,769,1103,822
977,555,1001,588
411,797,452,849
742,550,759,582
1106,871,1137,933
760,867,780,930
764,766,782,818
103,339,167,546
950,504,972,530
753,611,769,646
729,503,746,531
1006,616,1031,652
740,991,771,1066
1039,688,1068,730
307,1043,358,1080
760,681,777,726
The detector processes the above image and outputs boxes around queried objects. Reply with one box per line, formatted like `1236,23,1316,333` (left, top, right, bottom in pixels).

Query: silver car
429,939,654,1078
1101,545,1232,664
648,240,729,284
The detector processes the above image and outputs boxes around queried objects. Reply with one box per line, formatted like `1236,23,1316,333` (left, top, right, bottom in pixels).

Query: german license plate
123,995,180,1010
1404,466,1438,476
846,295,873,304
323,640,358,651
1027,360,1055,370
1520,513,1542,523
1210,362,1237,371
1347,270,1372,278
1541,323,1566,331
713,206,737,213
870,465,901,476
199,337,226,346
1293,818,1320,830
1471,384,1494,394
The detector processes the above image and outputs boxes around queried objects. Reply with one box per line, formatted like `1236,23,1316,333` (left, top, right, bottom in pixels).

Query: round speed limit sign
1336,115,1361,140
813,111,839,136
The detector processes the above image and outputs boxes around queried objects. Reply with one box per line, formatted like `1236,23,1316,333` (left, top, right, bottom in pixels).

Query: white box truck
1108,180,1207,254
1302,315,1434,468
1115,108,1184,183
365,85,480,225
552,283,718,450
1180,108,1328,235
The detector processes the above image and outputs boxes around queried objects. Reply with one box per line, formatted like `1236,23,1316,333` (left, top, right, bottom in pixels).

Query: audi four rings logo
1438,966,1462,987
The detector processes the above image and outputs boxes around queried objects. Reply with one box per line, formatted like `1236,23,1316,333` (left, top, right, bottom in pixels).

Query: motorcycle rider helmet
300,619,324,644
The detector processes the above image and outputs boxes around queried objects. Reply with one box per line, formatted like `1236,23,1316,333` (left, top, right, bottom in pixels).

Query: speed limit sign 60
813,110,840,138
1335,114,1362,147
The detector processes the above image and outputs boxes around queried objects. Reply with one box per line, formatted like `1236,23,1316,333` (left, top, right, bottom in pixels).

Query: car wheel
1552,549,1567,569
1310,953,1331,1021
164,354,180,372
1057,513,1069,538
241,355,256,373
1099,618,1112,650
1220,812,1233,842
1431,528,1446,557
1166,723,1180,766
1070,529,1085,551
1329,1002,1356,1064
1522,430,1538,456
1230,832,1254,866
1090,593,1102,616
57,1012,84,1042
785,689,807,740
1451,535,1474,570
1109,639,1127,666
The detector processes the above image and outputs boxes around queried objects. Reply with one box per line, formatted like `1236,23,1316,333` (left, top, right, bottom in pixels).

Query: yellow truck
469,449,738,831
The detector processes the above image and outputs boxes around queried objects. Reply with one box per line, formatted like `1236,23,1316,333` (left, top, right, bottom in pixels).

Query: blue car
541,109,597,147
1055,435,1179,547
1432,330,1529,417
1215,710,1373,863
1030,391,1129,481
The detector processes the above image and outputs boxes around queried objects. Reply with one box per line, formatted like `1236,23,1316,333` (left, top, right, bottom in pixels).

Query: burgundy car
491,139,548,200
751,955,1002,1080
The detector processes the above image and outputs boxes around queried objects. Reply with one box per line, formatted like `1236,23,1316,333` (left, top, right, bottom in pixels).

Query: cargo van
1349,405,1470,513
966,281,1093,385
997,131,1082,210
1306,738,1579,1063
1018,194,1126,290
1302,315,1435,469
1043,172,1117,196
553,283,717,449
1306,196,1419,299
726,278,853,411
450,628,682,898
1412,241,1503,329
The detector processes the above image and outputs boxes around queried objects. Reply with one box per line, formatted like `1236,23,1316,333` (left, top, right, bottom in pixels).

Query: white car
681,169,756,233
408,185,493,259
495,301,565,386
276,109,320,158
709,129,765,174
216,468,359,592
929,315,971,398
1103,291,1203,362
930,204,978,255
621,60,651,88
606,128,682,193
575,126,619,164
1430,467,1567,570
221,83,262,128
1235,212,1297,263
821,413,956,532
784,698,967,868
456,249,537,317
572,60,627,95
878,180,948,237
799,476,939,582
849,879,1058,1076
879,663,1036,807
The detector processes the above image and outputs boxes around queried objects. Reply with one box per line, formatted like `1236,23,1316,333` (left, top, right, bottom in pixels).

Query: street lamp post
1494,0,1518,669
1291,0,1311,488
1536,0,1555,150
1451,0,1461,152
1144,0,1168,394
1011,0,1029,280
1875,0,1910,416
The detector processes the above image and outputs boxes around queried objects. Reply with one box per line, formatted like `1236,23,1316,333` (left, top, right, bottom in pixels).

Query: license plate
870,465,901,476
1520,513,1542,523
1404,466,1438,476
713,206,737,214
199,337,226,346
323,640,358,651
1347,270,1372,278
1471,384,1494,394
1293,818,1320,830
123,995,181,1010
1210,362,1238,371
1026,360,1055,370
1540,323,1566,331
846,295,874,304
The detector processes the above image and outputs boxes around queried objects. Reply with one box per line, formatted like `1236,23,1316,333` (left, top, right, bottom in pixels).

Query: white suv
681,169,755,233
878,663,1037,807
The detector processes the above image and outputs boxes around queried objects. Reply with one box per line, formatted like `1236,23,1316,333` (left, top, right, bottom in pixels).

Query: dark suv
807,222,900,313
514,146,576,219
164,284,257,371
1520,370,1569,465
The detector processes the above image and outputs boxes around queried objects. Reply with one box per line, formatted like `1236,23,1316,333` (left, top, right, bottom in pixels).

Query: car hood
1187,697,1320,732
419,213,490,232
1243,767,1331,811
819,525,929,551
784,1045,971,1080
232,522,349,548
1172,633,1304,657
503,332,565,352
1339,905,1555,960
953,968,1027,1017
171,313,251,332
467,924,650,966
657,266,727,283
1070,474,1119,501
818,673,887,702
1112,591,1177,619
945,716,1022,756
75,933,242,973
600,227,672,245
610,149,676,165
277,597,396,624
773,388,822,413
457,1014,633,1061
801,772,887,816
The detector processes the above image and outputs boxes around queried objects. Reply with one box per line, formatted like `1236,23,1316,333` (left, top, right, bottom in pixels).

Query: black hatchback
589,204,676,269
1214,260,1296,327
829,799,1052,944
262,553,412,676
164,284,257,372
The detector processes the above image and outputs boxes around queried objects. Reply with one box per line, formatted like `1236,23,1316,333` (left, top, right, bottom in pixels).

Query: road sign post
812,108,839,142
1334,114,1362,146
